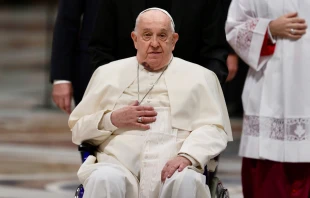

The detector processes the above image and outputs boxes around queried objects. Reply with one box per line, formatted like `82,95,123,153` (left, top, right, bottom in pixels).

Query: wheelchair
74,143,229,198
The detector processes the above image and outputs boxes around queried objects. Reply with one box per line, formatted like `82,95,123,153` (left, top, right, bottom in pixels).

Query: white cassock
69,57,232,198
226,0,310,162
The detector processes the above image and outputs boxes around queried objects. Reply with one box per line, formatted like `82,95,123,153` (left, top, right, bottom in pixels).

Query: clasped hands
111,101,192,182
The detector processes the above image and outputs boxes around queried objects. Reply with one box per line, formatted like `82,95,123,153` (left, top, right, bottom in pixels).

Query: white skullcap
135,7,175,32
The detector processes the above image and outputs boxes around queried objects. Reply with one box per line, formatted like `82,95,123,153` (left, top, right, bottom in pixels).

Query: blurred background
0,1,244,197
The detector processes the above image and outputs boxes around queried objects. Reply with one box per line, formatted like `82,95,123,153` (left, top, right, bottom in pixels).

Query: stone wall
0,4,57,70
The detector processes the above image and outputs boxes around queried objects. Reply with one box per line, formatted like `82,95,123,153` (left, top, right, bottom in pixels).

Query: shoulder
171,57,218,81
95,57,136,74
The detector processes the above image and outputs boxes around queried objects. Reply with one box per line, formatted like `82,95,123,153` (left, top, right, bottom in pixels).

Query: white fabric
160,167,211,198
116,63,171,108
99,112,118,132
53,80,71,84
69,57,231,197
226,0,310,162
69,57,231,168
179,153,199,167
81,160,210,198
78,108,210,198
267,26,276,44
69,57,232,142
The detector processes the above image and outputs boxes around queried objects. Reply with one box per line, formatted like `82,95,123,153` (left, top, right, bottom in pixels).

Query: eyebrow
142,28,152,32
142,28,169,32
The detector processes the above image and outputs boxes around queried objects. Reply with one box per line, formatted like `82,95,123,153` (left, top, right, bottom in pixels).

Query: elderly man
69,8,232,198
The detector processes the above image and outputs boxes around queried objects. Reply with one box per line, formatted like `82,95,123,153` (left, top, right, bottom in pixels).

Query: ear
171,33,179,51
131,31,138,49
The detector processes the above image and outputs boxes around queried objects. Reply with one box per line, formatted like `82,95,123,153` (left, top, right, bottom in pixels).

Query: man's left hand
161,156,192,182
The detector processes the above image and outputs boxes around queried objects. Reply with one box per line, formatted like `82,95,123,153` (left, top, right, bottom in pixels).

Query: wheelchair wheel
209,177,230,198
74,184,84,198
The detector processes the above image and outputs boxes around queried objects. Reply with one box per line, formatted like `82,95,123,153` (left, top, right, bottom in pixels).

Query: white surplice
226,0,310,162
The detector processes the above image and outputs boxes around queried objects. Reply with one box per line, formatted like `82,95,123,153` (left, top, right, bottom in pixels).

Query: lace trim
243,115,310,141
236,18,259,57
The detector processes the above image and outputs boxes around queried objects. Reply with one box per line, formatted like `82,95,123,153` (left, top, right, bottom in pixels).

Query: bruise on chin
141,62,154,71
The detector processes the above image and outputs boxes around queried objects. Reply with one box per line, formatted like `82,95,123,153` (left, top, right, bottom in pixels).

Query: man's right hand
111,101,157,130
52,83,73,114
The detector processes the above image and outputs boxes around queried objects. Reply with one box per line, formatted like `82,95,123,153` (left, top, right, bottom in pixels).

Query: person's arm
161,71,231,179
225,0,273,71
225,0,306,71
178,125,228,170
88,0,117,70
50,0,83,83
199,0,229,84
69,67,157,146
50,0,83,113
177,72,230,170
220,0,239,82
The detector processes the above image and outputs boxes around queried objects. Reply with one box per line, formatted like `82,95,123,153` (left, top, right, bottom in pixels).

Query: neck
141,62,165,72
138,55,173,72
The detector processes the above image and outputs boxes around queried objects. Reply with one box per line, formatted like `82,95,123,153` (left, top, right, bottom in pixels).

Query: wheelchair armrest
204,155,220,185
78,142,98,163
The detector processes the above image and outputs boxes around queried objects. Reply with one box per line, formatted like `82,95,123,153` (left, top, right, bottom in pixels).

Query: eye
159,33,167,40
142,33,152,40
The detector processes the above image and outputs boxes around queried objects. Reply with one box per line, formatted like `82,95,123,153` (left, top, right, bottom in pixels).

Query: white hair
134,7,175,33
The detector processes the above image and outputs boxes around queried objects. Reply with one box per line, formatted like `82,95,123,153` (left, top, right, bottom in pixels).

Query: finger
289,23,308,30
290,17,306,24
287,34,303,40
64,95,72,114
167,165,179,179
136,105,154,111
129,100,139,106
162,167,172,182
138,117,156,124
284,12,298,18
290,29,307,36
226,74,234,82
58,98,67,112
134,123,151,130
161,165,168,182
178,163,187,172
53,96,61,108
231,71,237,79
137,110,157,117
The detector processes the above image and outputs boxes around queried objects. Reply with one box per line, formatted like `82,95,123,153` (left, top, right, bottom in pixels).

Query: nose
150,36,159,48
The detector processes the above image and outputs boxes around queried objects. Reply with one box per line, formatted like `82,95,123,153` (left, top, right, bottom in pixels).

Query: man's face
131,10,179,71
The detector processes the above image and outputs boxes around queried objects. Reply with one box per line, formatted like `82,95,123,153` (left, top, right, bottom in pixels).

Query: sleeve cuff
53,80,72,85
178,153,199,167
267,25,276,44
99,112,118,132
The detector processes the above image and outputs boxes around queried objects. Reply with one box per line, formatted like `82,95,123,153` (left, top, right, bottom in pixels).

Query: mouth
148,52,162,54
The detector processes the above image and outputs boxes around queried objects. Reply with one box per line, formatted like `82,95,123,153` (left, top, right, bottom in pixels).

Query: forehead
138,11,171,31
